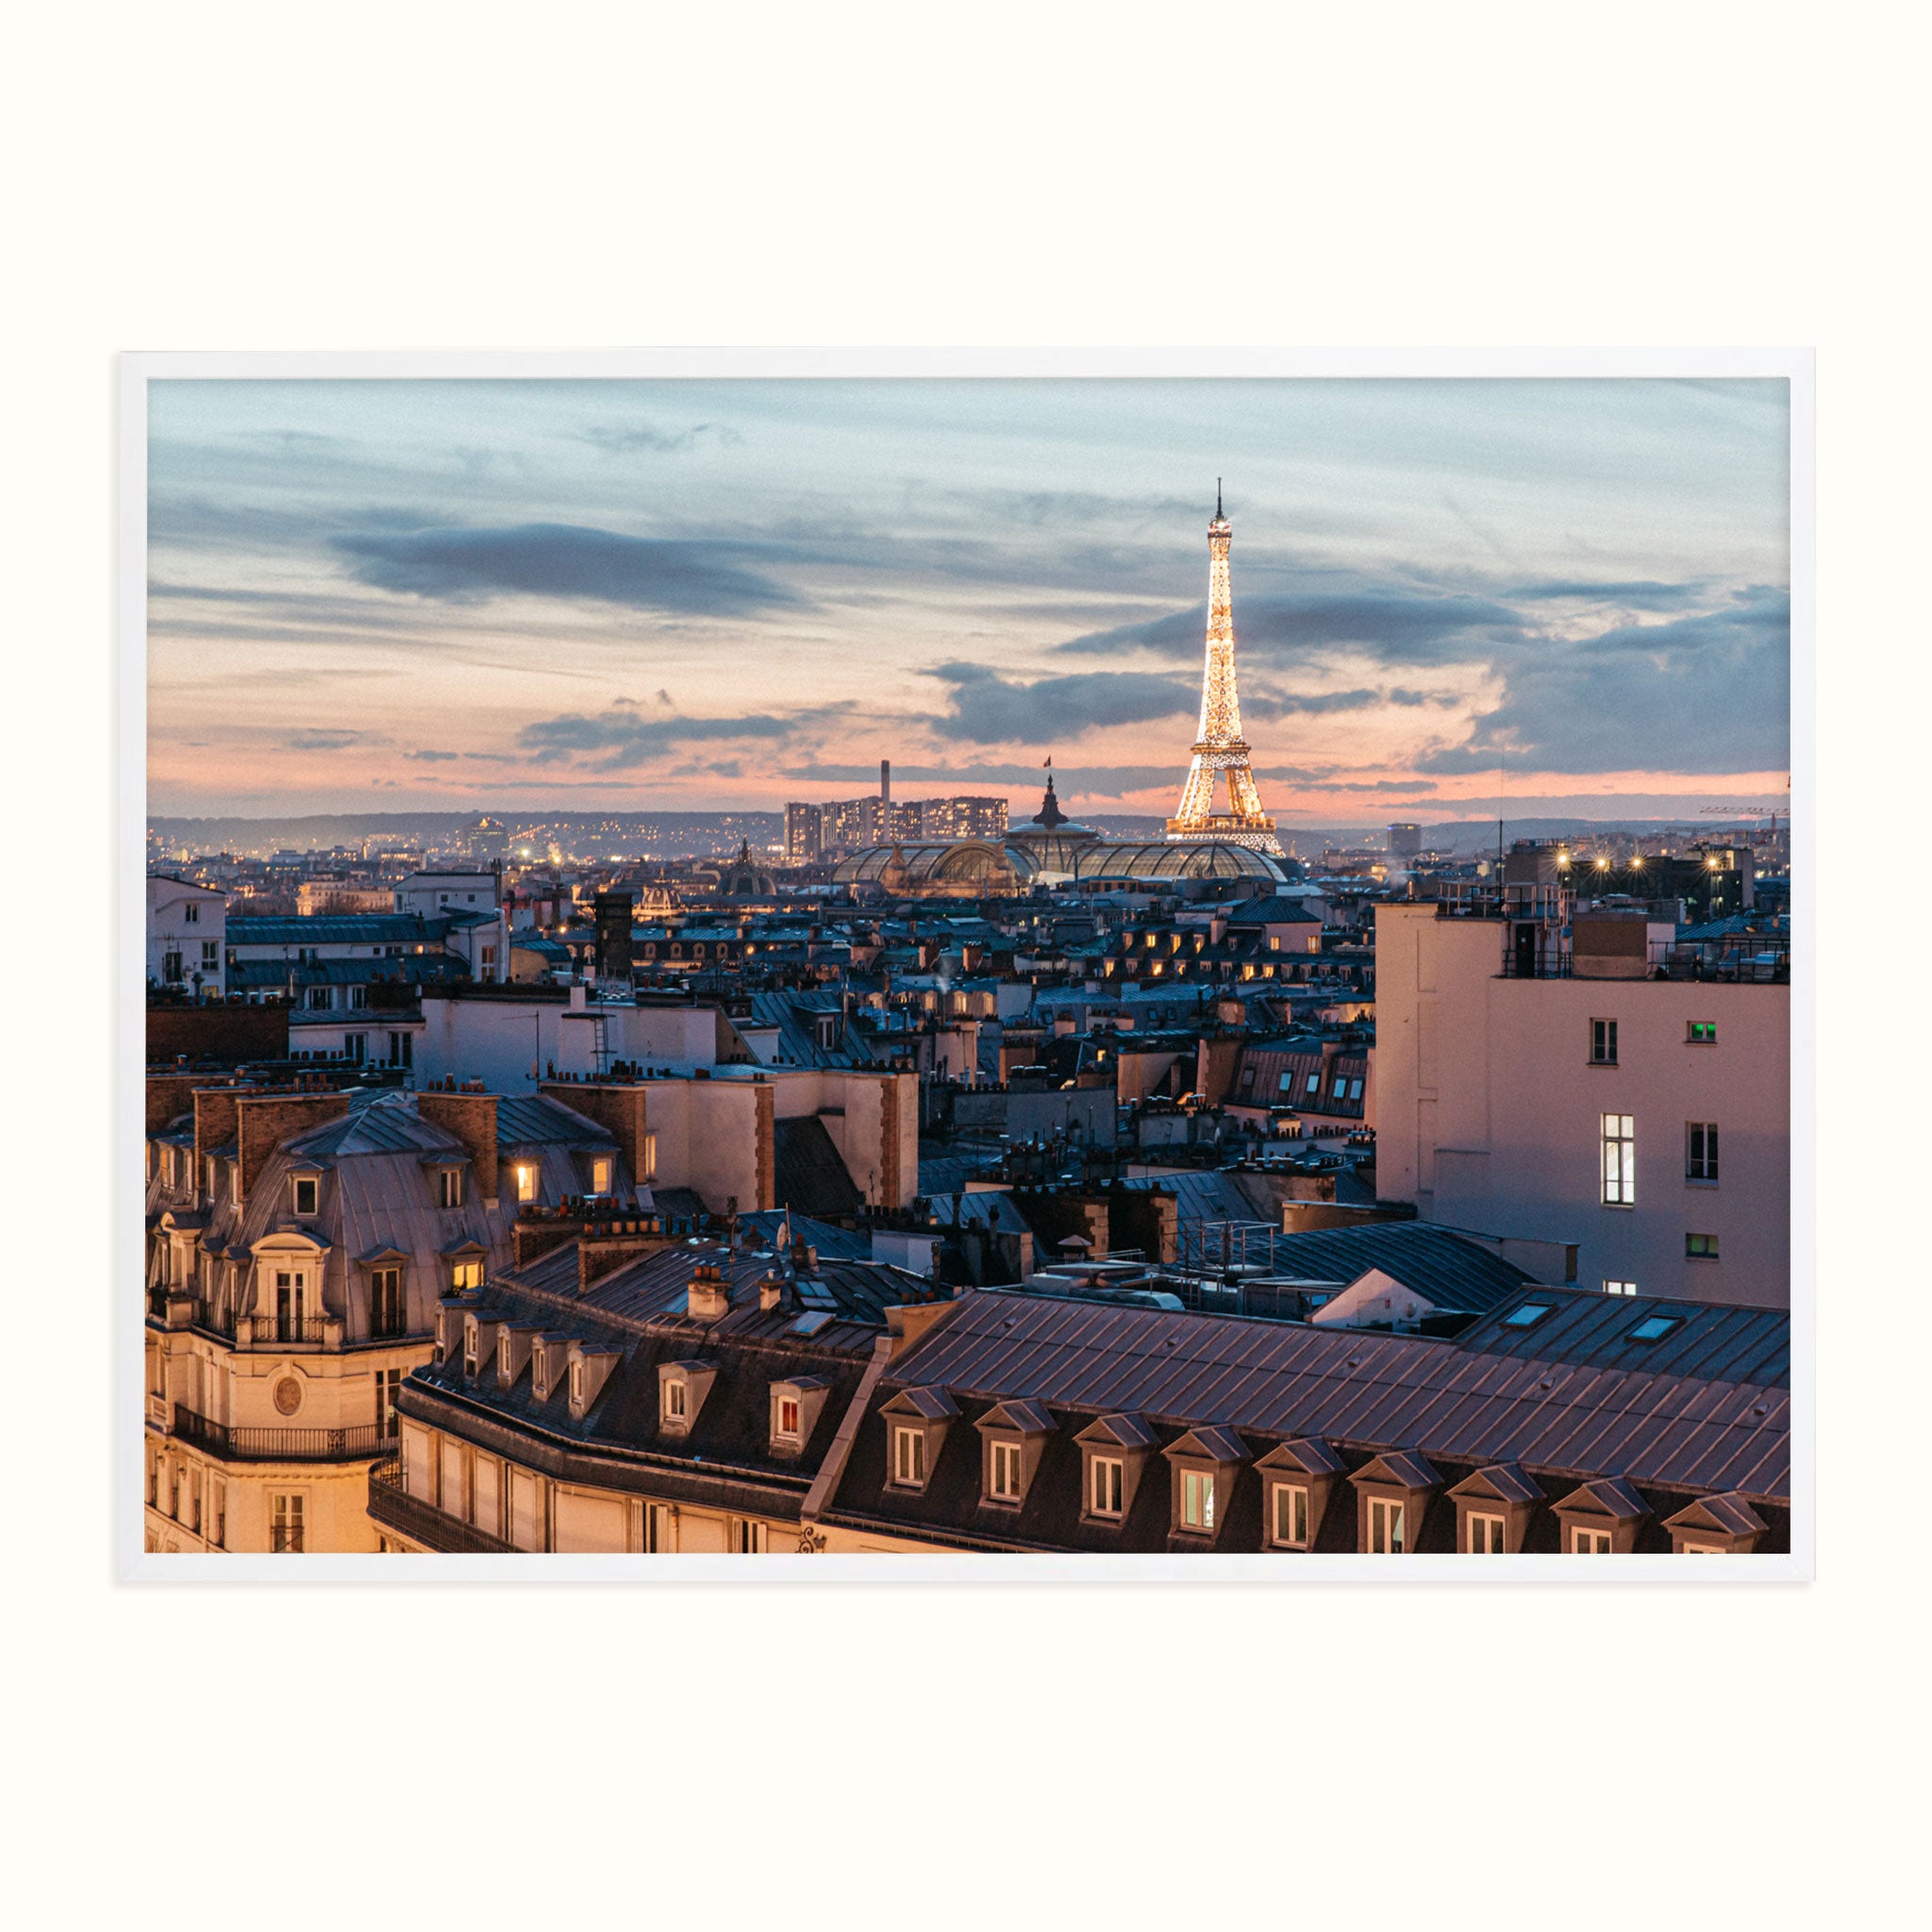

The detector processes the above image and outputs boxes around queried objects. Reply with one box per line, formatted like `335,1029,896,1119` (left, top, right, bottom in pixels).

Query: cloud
287,728,369,751
580,422,742,455
404,749,460,763
1056,588,1529,668
924,660,1195,743
517,705,837,771
1418,587,1790,775
329,522,805,617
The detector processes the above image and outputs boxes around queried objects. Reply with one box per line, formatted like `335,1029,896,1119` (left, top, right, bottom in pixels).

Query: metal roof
1456,1286,1789,1388
882,1289,1790,1501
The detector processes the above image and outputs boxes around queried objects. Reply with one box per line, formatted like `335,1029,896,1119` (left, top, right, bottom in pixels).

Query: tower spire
1164,492,1282,856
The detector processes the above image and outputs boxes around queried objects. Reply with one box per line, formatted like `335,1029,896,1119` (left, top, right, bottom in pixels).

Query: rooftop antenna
1216,477,1224,518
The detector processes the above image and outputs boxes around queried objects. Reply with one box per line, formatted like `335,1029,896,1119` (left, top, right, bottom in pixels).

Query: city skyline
148,377,1790,822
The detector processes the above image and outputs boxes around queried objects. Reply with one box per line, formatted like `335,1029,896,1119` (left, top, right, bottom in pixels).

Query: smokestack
880,758,891,807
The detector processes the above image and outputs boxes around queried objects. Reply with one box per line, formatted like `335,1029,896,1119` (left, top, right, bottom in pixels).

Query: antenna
1216,477,1224,518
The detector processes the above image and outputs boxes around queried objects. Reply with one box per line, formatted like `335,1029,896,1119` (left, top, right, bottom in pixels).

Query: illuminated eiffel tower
1164,485,1283,854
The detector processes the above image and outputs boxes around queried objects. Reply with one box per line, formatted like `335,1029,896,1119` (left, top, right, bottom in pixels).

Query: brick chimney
688,1262,730,1322
236,1088,352,1196
541,1078,649,1191
417,1083,500,1200
192,1084,244,1164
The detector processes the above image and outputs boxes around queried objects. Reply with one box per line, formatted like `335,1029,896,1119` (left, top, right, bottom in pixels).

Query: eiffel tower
1164,485,1283,855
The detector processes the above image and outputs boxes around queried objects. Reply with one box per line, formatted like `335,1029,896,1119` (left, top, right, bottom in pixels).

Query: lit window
990,1440,1023,1502
892,1425,925,1487
515,1164,537,1204
1368,1498,1406,1553
591,1158,612,1195
1604,1279,1638,1296
1573,1527,1614,1554
292,1175,318,1217
1686,1232,1720,1259
1468,1512,1506,1553
1590,1018,1618,1065
1181,1469,1215,1531
777,1395,801,1439
1601,1114,1636,1206
1688,1021,1717,1044
1272,1483,1310,1549
1687,1122,1719,1183
1090,1457,1124,1518
450,1259,483,1291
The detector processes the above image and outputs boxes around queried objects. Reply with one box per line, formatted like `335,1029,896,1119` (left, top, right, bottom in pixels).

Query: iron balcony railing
171,1403,396,1462
366,1459,516,1553
247,1316,331,1346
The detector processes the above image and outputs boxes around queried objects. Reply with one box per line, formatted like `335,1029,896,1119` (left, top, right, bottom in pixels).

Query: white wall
146,877,226,994
1375,905,1790,1306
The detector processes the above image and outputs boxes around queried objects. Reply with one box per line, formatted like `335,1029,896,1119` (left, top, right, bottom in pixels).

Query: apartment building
811,1284,1789,1555
143,1076,647,1554
1375,902,1790,1305
146,874,227,996
367,1238,939,1554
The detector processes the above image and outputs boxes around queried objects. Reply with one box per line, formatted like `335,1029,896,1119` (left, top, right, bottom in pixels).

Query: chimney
759,1272,786,1312
688,1262,731,1322
192,1084,242,1164
235,1088,352,1196
417,1087,501,1200
540,1078,650,1193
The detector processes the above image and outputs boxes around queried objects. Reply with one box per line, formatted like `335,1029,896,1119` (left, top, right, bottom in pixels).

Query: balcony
366,1458,516,1553
240,1313,341,1350
170,1403,395,1462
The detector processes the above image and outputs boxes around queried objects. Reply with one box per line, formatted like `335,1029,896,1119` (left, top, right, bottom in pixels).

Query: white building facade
146,874,227,996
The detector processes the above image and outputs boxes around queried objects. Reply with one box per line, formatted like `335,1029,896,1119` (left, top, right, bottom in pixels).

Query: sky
146,377,1791,825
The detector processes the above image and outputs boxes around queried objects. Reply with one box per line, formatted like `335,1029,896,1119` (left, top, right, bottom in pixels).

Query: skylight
791,1311,832,1336
1503,1303,1554,1327
1630,1316,1680,1342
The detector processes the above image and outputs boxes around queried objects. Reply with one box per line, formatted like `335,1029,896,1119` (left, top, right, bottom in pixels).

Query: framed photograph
124,351,1808,1578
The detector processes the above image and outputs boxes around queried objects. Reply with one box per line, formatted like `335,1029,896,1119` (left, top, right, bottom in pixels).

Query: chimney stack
687,1262,731,1322
417,1086,500,1201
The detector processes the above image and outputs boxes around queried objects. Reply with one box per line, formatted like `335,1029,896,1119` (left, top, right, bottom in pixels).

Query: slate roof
772,1115,865,1216
1455,1286,1790,1388
862,1287,1790,1502
1257,1222,1534,1314
225,915,456,948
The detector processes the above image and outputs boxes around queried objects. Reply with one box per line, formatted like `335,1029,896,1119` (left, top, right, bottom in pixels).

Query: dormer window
436,1167,466,1209
1090,1457,1124,1517
778,1396,801,1437
1272,1483,1311,1549
991,1441,1022,1501
569,1359,584,1405
666,1379,688,1422
1367,1497,1405,1552
514,1163,537,1204
450,1258,483,1291
590,1158,612,1196
892,1425,925,1487
291,1175,319,1218
1181,1470,1216,1531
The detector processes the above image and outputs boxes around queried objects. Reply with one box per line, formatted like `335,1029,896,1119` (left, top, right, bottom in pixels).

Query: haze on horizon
146,377,1791,827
